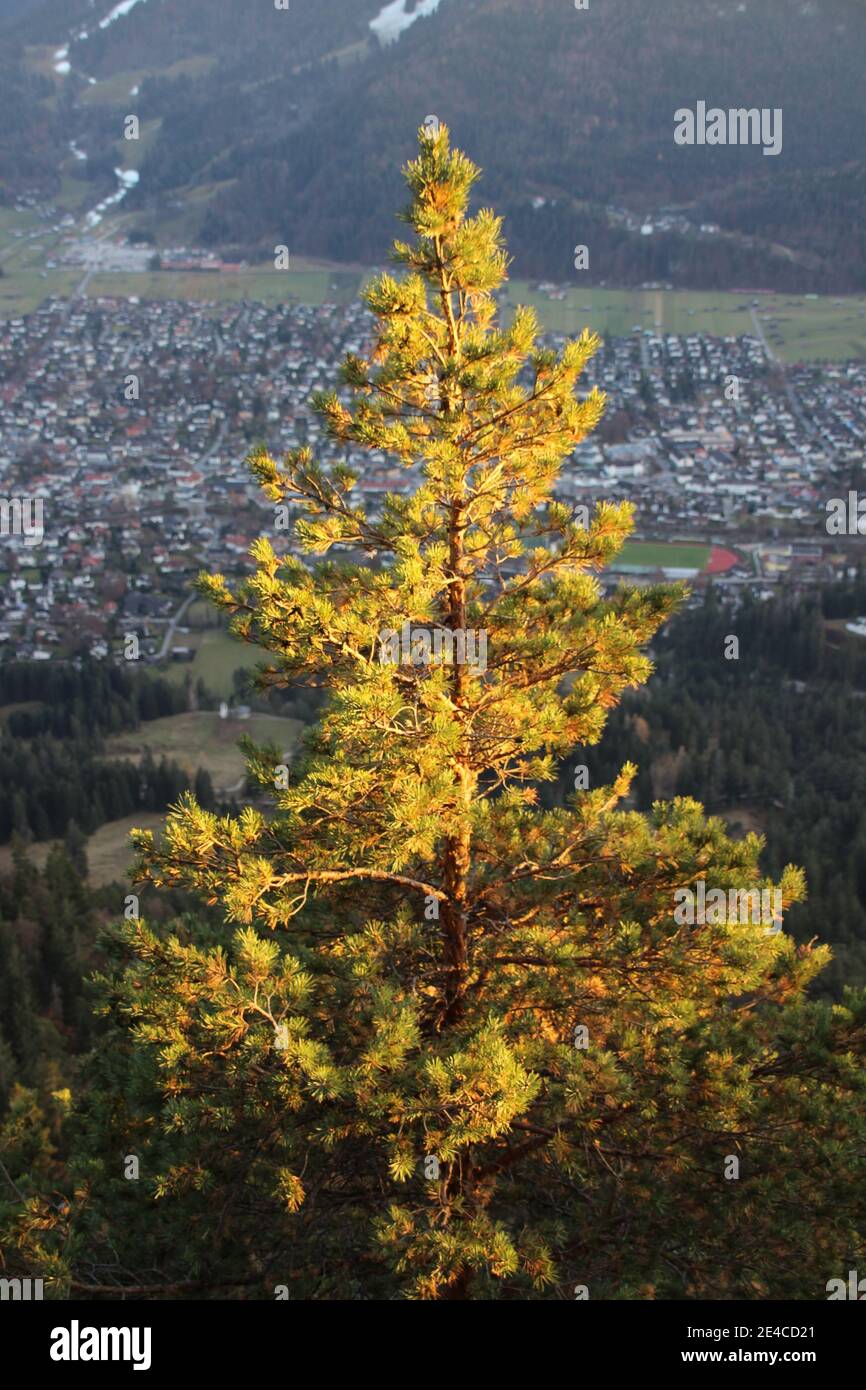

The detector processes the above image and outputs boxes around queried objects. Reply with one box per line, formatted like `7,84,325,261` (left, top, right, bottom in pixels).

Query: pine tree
6,128,865,1301
193,767,216,812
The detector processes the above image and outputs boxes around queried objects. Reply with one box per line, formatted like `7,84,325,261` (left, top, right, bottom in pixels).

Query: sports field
614,541,712,572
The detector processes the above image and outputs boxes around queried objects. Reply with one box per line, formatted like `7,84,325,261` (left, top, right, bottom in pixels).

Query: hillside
0,0,49,20
7,0,866,290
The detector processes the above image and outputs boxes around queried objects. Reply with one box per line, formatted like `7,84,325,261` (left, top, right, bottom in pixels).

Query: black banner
3,1297,861,1377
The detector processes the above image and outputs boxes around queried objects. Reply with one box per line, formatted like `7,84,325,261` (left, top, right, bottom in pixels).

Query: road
200,418,228,463
155,593,195,661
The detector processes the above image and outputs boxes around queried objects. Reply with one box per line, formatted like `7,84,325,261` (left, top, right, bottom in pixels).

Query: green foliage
559,582,866,998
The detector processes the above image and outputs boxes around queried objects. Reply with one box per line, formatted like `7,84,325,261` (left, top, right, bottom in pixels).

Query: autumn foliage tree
5,127,865,1301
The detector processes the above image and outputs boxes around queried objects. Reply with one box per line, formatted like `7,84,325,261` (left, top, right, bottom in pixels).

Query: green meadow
503,282,866,362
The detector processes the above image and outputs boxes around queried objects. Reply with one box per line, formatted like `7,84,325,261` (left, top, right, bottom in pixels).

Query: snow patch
370,0,443,45
84,167,140,228
98,0,151,32
59,0,151,61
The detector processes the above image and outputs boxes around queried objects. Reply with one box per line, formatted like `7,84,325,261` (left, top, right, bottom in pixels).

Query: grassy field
186,598,221,628
105,709,301,794
0,269,80,315
84,811,166,887
0,205,40,243
503,283,747,338
615,541,712,571
503,282,866,362
0,705,301,885
81,56,216,107
2,268,857,359
162,629,264,698
82,265,365,307
0,838,53,878
0,811,165,888
755,300,866,363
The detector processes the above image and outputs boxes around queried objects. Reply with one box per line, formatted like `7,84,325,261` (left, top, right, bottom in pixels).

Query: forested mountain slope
6,0,865,288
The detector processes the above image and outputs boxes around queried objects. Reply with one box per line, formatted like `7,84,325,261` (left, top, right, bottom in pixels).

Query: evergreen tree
63,823,88,881
193,768,216,812
5,128,865,1301
11,793,30,843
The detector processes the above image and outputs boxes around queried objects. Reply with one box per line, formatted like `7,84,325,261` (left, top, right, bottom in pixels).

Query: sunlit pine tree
15,126,861,1302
